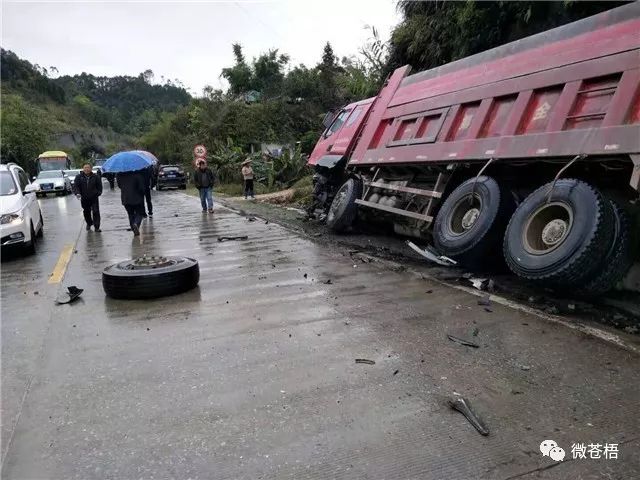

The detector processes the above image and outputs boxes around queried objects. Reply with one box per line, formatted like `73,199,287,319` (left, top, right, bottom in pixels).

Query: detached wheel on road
327,178,361,233
503,179,614,288
433,176,514,269
103,256,199,299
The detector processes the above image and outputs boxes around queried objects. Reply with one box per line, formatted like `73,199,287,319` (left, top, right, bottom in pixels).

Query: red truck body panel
312,4,640,171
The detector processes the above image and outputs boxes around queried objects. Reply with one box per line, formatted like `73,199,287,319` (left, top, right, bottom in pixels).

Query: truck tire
577,200,633,295
433,176,514,269
327,178,361,233
102,256,199,299
503,179,614,288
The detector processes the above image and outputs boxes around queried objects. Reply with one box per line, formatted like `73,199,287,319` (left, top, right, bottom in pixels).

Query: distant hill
0,49,191,171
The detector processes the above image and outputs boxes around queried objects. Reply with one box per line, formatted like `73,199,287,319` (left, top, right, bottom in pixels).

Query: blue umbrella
102,150,155,173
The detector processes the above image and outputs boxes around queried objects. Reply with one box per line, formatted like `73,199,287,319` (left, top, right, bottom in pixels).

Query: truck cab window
324,110,350,137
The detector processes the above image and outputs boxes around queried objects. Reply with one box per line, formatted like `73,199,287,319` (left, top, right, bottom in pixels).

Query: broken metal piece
406,241,457,266
217,236,249,242
355,358,376,365
447,334,480,348
448,397,490,436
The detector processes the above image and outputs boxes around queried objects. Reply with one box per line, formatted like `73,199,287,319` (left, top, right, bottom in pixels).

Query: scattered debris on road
55,286,84,305
393,369,399,375
323,279,332,284
247,216,256,222
217,236,249,242
406,241,457,266
448,397,489,436
477,295,491,306
447,334,480,348
355,358,376,365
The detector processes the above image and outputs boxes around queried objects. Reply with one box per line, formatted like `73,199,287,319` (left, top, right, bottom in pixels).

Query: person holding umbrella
102,151,154,236
241,158,254,200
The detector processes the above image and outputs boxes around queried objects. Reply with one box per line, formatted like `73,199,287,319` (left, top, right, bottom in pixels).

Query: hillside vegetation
2,0,622,185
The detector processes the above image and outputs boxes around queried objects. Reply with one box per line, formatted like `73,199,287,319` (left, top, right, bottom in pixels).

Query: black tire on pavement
326,178,361,233
36,212,44,238
577,200,633,296
503,179,615,288
25,223,37,255
432,176,515,270
102,256,200,299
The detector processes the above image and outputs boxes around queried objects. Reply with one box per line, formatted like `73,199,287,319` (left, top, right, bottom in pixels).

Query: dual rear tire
433,177,631,294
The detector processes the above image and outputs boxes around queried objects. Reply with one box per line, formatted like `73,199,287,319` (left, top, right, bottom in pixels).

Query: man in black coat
74,163,103,232
116,170,146,236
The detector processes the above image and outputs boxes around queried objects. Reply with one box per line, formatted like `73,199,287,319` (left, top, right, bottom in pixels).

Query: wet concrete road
2,189,639,479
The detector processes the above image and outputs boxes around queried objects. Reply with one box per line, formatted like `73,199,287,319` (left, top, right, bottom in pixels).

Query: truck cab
308,97,374,167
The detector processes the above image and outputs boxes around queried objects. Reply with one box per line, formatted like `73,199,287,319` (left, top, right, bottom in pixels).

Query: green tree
221,44,254,95
1,94,52,169
386,0,628,74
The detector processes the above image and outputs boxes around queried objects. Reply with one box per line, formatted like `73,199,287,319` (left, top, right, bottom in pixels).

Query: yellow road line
48,244,74,284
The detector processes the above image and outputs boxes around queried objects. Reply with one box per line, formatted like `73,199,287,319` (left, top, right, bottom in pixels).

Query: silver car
33,170,72,197
64,169,82,184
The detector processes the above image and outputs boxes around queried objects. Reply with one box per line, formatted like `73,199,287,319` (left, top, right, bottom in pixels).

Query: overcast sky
2,0,402,95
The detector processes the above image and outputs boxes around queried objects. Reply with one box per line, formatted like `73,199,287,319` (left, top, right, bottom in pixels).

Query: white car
0,163,44,254
33,170,72,197
64,169,82,184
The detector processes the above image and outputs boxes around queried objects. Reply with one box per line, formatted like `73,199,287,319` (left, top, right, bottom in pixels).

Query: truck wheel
577,200,633,295
102,256,199,299
433,176,514,269
503,179,614,288
327,178,361,233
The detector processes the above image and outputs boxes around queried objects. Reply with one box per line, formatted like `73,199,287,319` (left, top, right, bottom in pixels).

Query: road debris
393,369,399,375
322,279,332,284
477,295,491,306
447,334,480,348
247,216,256,222
217,236,249,242
406,241,457,266
472,328,479,337
55,286,84,305
448,397,489,436
355,358,376,365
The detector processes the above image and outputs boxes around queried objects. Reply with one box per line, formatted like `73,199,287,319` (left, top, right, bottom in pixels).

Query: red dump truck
308,4,640,294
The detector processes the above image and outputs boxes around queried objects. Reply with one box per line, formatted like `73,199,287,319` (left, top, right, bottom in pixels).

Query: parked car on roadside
32,170,72,197
156,165,187,190
0,163,44,254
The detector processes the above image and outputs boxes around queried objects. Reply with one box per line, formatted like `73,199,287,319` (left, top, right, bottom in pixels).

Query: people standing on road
74,163,103,232
194,160,215,213
116,170,146,236
142,165,154,217
104,172,116,190
241,159,254,199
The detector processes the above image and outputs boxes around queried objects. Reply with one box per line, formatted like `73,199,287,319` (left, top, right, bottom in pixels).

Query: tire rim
122,255,178,270
522,202,574,255
328,184,349,222
447,194,482,236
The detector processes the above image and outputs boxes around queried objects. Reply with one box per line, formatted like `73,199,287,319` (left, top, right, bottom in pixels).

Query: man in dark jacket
74,163,103,232
116,171,146,236
193,160,215,213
